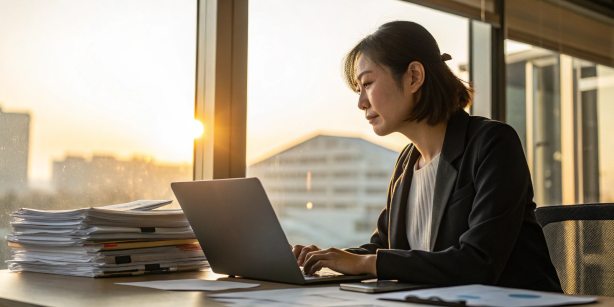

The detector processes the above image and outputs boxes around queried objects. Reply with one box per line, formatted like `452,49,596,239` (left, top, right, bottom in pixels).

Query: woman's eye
363,82,372,88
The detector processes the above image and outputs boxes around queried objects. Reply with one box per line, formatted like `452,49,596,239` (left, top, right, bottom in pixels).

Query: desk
0,269,612,307
0,269,293,307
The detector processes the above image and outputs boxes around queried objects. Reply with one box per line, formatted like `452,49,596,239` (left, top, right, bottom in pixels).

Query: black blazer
347,109,562,292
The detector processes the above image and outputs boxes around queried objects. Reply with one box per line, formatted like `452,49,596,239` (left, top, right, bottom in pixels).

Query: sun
191,119,204,139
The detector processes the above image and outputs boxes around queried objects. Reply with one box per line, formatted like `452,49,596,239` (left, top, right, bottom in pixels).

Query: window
506,40,614,206
506,42,562,206
0,1,197,269
506,40,614,294
246,0,469,248
577,64,614,203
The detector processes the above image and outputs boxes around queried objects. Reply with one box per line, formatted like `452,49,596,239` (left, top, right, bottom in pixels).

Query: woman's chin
372,125,392,136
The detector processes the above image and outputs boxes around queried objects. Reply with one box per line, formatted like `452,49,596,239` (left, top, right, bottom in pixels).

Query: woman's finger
292,245,304,260
303,255,324,274
297,245,319,265
303,249,326,264
306,260,331,275
302,252,330,273
297,248,311,266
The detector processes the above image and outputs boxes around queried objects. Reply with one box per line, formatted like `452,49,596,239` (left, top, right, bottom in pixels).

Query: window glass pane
505,41,530,151
531,54,563,207
578,63,614,203
247,0,469,248
506,41,563,207
0,1,197,268
506,39,614,206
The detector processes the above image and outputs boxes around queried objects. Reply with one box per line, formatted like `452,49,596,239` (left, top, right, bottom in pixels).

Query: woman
292,21,562,292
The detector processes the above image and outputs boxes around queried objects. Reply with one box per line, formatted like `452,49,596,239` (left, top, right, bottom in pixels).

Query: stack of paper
5,200,209,277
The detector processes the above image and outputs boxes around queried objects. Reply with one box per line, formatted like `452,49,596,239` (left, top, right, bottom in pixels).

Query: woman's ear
404,61,425,94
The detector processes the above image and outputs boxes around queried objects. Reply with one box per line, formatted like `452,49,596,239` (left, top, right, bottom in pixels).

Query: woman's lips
367,115,379,124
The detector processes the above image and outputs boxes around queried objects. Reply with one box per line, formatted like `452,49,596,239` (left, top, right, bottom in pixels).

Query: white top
406,153,440,252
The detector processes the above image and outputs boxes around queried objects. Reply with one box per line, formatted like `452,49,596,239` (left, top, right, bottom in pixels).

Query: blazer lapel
429,110,470,251
389,145,421,249
429,159,457,251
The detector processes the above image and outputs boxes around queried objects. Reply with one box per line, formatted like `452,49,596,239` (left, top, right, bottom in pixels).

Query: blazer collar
388,145,420,249
389,109,470,251
429,109,470,250
398,109,469,171
440,109,470,164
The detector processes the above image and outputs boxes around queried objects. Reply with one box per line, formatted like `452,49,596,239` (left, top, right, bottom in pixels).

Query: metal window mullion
573,60,584,203
194,0,218,181
560,54,576,205
193,0,248,181
525,61,535,181
491,0,505,121
469,0,505,121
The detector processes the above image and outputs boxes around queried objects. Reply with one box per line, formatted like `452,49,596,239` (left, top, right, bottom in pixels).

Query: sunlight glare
192,119,204,139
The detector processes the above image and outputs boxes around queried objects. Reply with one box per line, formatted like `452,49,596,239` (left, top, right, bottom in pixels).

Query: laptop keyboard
301,267,342,279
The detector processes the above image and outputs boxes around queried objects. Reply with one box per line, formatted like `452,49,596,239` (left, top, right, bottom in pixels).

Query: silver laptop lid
171,178,306,284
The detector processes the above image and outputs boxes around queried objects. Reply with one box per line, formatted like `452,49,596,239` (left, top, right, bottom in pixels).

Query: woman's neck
399,119,448,169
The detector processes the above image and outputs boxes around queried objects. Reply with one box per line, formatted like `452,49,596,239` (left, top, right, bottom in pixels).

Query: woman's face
355,55,422,136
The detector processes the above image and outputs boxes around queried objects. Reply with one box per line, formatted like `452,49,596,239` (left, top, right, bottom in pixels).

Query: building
0,107,30,195
247,134,399,248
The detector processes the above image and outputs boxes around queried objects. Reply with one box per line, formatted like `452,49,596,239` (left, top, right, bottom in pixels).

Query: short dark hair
343,21,473,126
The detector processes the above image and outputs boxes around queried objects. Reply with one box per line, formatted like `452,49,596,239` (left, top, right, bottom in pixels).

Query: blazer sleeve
344,205,389,254
345,144,412,255
376,124,532,285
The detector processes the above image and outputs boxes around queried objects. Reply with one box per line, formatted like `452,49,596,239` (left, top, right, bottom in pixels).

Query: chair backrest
535,203,614,296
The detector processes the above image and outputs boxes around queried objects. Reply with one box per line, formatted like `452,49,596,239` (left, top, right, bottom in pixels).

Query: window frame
192,0,505,179
193,0,248,180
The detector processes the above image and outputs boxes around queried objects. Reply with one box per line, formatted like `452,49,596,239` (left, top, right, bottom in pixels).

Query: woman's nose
357,92,369,111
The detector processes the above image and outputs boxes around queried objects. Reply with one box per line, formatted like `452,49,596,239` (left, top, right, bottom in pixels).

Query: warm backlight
192,119,204,139
306,202,313,210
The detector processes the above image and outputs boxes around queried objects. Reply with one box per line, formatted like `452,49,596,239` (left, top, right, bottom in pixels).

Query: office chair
535,203,614,296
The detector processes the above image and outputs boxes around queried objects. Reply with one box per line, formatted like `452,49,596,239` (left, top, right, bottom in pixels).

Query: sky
0,0,469,182
246,0,469,164
0,0,197,182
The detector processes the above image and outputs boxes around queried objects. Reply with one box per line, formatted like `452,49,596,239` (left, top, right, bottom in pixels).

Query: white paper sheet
116,279,260,291
378,285,596,307
209,286,401,306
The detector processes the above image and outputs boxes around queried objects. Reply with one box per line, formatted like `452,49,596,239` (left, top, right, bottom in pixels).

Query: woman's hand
302,247,377,276
292,244,320,266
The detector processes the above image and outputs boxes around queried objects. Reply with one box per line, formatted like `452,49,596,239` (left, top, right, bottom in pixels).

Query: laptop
171,177,373,285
